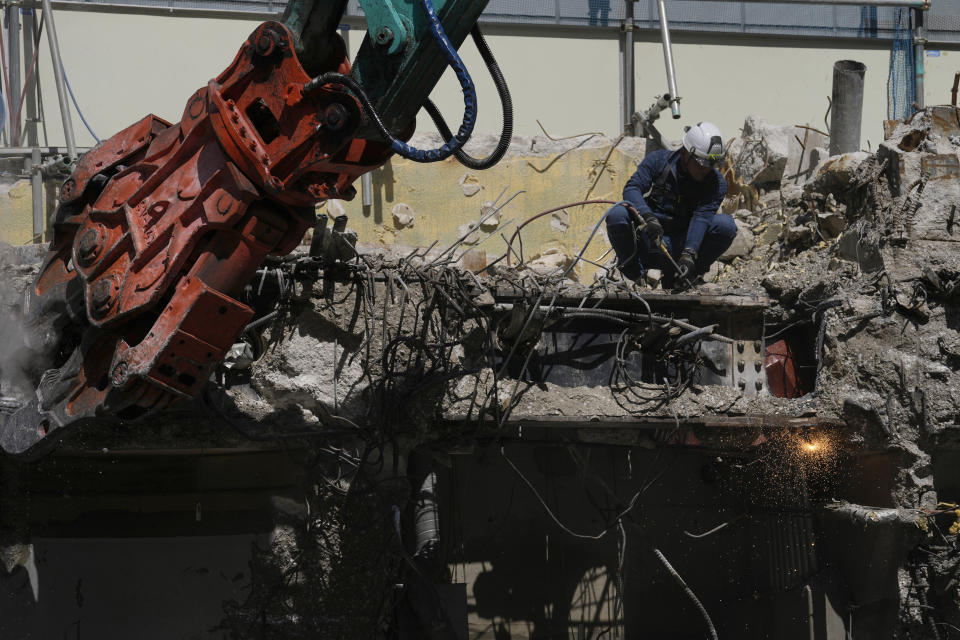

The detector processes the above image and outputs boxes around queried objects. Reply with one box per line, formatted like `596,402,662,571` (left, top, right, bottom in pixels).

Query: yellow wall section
10,11,958,260
0,182,40,245
331,143,642,280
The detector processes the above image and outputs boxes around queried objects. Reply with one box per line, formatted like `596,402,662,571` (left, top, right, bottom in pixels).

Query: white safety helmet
682,122,725,168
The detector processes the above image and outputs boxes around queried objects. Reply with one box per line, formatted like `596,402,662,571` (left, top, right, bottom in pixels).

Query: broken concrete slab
728,115,829,189
392,203,415,228
719,219,755,261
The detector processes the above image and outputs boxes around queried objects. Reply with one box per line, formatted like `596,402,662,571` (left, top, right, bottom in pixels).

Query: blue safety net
887,7,915,121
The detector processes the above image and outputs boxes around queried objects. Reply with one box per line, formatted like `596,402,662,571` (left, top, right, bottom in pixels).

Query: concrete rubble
1,108,960,638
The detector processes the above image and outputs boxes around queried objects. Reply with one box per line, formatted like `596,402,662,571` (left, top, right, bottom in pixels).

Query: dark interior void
0,449,291,639
493,310,817,399
0,437,911,640
439,441,904,639
764,321,821,398
0,535,263,640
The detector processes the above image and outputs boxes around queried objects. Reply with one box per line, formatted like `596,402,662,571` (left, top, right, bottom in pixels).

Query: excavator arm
0,0,493,457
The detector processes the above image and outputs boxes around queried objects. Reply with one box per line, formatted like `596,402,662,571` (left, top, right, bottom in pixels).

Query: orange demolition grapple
1,0,490,457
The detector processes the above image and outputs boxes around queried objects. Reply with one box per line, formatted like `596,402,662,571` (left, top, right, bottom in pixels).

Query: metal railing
29,0,960,44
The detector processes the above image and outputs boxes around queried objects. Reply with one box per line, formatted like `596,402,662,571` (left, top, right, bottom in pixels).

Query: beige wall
34,12,959,151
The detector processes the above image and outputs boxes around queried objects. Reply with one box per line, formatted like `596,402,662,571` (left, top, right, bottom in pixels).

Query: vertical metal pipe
656,0,681,119
913,7,924,110
828,60,866,156
414,470,440,560
39,0,75,159
7,7,21,146
22,9,36,148
623,0,636,134
361,172,373,207
30,147,42,241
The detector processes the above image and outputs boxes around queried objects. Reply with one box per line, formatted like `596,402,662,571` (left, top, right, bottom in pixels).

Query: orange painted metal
764,339,803,399
28,21,393,437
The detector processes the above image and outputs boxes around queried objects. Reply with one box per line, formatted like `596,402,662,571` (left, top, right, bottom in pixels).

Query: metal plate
929,106,960,139
921,154,960,181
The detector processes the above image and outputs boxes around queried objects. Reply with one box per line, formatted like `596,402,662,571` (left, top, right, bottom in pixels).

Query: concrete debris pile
701,106,960,636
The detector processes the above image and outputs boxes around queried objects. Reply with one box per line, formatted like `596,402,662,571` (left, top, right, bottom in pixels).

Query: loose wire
63,66,99,143
14,11,44,145
0,21,15,144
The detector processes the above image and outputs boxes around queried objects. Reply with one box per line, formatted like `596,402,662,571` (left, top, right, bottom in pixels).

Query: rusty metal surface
481,414,842,429
490,286,771,311
765,339,803,398
929,106,960,138
921,154,960,182
454,414,845,450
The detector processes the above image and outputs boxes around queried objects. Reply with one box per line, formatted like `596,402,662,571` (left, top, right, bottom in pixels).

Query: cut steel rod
656,0,681,119
30,147,42,240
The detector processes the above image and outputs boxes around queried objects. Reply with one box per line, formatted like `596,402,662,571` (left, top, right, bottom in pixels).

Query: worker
605,121,737,289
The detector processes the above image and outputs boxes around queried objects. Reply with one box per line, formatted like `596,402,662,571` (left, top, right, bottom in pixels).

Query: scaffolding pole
40,0,75,160
622,0,635,135
6,7,20,145
22,9,38,148
913,7,924,109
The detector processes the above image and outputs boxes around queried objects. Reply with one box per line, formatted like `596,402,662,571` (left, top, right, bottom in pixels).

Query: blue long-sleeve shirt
622,149,727,254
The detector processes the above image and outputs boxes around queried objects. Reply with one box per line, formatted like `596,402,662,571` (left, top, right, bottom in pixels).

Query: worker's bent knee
711,213,738,240
604,204,633,228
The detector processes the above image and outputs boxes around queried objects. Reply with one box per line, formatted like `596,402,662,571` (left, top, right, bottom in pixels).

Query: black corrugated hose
423,25,513,170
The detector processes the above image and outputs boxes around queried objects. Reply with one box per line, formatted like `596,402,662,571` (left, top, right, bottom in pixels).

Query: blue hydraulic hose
303,0,476,163
62,67,100,144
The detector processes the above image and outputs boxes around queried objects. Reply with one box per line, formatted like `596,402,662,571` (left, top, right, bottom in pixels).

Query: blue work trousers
605,204,737,281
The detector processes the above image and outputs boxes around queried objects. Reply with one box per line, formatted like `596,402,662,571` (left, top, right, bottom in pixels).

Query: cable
0,19,15,145
15,12,44,145
423,24,513,170
303,0,475,163
501,444,646,541
505,199,628,266
62,66,99,143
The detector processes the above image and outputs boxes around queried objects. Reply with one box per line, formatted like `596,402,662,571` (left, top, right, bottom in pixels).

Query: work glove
677,249,697,284
641,215,664,247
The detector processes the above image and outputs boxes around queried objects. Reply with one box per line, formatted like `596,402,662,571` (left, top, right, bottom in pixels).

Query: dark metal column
622,0,636,135
913,7,925,109
828,60,865,156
